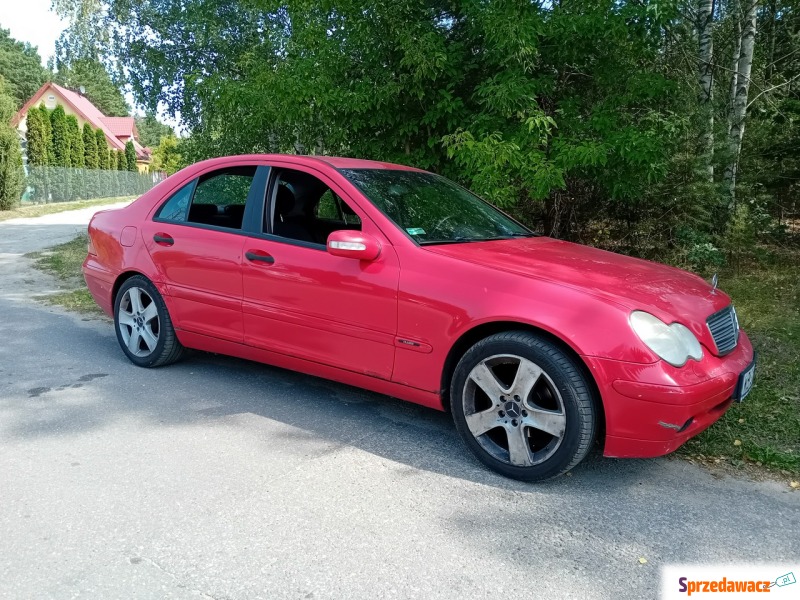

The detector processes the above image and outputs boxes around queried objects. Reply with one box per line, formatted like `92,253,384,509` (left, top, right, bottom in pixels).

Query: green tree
116,149,126,170
0,28,49,108
66,115,84,168
135,112,173,148
52,0,800,258
95,128,109,169
124,140,137,171
83,122,98,168
150,135,183,175
49,105,71,167
25,104,49,166
38,105,53,166
53,56,129,117
0,79,24,209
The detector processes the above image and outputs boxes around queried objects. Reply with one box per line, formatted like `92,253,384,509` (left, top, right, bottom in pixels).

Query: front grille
707,305,739,355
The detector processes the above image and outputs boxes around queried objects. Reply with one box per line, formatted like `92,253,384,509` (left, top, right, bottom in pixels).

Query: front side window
268,169,362,246
341,169,532,245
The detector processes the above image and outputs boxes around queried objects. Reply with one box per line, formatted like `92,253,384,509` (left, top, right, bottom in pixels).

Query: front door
241,166,399,380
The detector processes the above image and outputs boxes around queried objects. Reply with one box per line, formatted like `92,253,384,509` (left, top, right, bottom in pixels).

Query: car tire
114,275,184,368
450,331,597,481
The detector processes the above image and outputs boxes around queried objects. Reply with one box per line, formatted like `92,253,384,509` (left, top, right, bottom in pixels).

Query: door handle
245,250,275,264
153,233,174,246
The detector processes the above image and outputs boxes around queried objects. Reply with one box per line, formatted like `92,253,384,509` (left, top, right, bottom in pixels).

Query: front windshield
341,169,534,245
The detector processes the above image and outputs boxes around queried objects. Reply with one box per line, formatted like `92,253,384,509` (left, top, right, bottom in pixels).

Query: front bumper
583,331,755,458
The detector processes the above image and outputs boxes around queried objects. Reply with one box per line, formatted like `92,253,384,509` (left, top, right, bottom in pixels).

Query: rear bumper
584,331,755,458
83,258,115,317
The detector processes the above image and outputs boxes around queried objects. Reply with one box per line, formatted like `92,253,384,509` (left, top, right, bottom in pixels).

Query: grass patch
39,289,99,312
678,256,800,477
0,197,134,222
28,234,103,315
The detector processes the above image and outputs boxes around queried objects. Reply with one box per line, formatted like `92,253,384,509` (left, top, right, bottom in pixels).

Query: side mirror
326,230,381,261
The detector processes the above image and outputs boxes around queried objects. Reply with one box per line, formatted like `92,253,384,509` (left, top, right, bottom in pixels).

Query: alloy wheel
117,286,160,357
462,354,567,467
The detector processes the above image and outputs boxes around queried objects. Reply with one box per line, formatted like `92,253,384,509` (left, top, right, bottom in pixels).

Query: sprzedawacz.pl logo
678,578,771,595
677,572,796,596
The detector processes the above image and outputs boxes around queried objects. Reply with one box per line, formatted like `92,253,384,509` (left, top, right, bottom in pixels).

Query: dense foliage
150,134,182,175
25,105,50,167
43,1,800,264
0,79,24,209
49,105,70,167
52,57,129,117
135,112,173,148
124,140,136,171
82,122,98,169
66,115,84,168
24,101,119,174
0,27,49,108
95,128,109,169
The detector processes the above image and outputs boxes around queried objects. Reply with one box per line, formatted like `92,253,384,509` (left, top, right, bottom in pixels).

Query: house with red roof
10,82,152,172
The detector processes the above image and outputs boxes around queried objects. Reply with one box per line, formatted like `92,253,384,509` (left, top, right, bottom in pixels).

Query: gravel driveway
0,204,797,599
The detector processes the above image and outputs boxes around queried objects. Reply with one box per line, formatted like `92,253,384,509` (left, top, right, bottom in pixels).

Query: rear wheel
114,275,184,367
451,331,597,481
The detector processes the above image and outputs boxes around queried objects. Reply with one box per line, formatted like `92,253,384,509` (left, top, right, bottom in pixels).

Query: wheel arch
112,270,152,307
440,321,605,437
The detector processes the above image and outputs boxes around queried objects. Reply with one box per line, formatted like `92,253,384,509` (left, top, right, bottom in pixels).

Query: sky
0,2,181,132
0,1,67,67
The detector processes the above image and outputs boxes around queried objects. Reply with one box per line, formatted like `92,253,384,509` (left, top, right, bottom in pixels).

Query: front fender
392,249,654,395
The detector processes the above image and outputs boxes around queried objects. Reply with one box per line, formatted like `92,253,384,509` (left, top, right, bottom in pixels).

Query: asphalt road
1,205,798,599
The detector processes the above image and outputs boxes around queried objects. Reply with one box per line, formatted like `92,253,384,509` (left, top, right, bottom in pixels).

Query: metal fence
22,166,165,204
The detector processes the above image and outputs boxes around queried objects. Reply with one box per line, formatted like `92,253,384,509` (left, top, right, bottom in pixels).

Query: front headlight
629,311,703,367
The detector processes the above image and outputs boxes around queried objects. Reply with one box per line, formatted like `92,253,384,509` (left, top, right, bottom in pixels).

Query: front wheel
114,275,184,367
451,331,597,481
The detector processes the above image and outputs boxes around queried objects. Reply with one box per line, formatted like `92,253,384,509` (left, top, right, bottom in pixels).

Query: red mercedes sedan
83,154,755,481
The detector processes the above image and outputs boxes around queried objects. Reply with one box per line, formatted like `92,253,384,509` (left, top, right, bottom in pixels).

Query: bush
674,226,725,274
0,127,24,210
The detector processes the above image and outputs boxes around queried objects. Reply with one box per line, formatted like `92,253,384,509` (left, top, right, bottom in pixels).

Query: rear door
142,165,266,342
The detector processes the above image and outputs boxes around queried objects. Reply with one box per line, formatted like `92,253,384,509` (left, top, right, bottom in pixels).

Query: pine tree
50,105,71,167
95,128,109,169
66,115,84,168
25,104,48,166
83,122,98,169
116,149,126,170
39,105,53,166
0,127,24,209
0,82,24,209
125,140,137,171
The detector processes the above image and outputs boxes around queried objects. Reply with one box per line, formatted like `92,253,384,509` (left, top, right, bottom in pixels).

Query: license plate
735,359,756,402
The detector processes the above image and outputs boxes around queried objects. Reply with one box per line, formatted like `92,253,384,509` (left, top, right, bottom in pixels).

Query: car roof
199,154,427,172
313,156,425,171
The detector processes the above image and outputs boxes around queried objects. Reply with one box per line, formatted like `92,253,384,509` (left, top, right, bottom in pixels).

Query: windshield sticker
406,227,426,236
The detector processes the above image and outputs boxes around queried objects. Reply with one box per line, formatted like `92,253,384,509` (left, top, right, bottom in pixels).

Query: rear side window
193,169,254,207
155,166,256,230
155,181,194,222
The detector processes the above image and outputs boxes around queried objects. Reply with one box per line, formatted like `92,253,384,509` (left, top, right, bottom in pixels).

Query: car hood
425,236,731,333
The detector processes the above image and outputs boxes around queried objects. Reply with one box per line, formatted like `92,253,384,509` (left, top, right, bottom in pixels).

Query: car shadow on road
0,307,677,495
